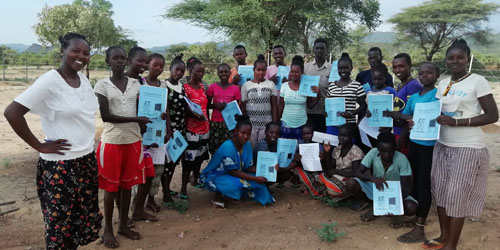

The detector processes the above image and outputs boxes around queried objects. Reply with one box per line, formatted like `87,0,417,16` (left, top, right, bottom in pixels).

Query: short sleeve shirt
14,69,99,161
241,80,277,129
327,80,366,123
184,83,210,134
402,88,438,146
94,77,142,144
332,144,364,170
207,83,241,122
436,74,492,148
360,148,412,181
280,82,307,128
304,60,331,114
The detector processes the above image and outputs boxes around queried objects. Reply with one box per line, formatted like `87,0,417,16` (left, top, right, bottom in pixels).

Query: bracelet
455,119,458,127
468,118,471,127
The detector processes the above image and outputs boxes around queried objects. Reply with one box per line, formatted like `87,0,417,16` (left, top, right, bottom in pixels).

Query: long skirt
204,173,275,205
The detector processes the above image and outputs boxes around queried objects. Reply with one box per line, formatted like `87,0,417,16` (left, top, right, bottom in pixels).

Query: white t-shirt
436,73,492,148
14,69,99,161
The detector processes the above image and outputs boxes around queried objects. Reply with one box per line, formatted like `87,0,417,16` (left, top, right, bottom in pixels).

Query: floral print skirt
37,152,102,249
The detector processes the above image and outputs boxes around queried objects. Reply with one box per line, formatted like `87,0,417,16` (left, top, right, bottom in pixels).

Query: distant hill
363,32,398,44
2,43,30,53
25,43,53,53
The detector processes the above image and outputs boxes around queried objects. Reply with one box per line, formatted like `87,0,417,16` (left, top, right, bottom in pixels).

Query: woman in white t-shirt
4,33,102,249
424,39,499,250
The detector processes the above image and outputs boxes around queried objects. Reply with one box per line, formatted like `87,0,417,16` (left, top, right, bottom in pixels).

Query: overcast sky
1,0,499,47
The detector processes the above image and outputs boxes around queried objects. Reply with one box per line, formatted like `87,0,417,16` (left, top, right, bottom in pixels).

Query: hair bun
257,54,265,60
341,52,350,58
291,55,304,64
175,53,184,60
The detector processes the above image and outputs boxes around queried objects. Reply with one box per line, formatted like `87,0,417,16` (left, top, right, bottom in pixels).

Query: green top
361,148,412,181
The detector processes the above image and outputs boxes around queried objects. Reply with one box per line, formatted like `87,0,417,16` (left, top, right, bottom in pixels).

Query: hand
270,74,278,83
160,112,169,120
38,139,71,155
254,176,268,184
233,74,241,84
379,127,392,133
407,119,414,131
370,177,388,191
322,141,331,153
195,113,206,120
311,86,320,93
366,109,372,118
150,143,159,148
293,153,302,162
136,116,152,125
340,111,353,118
214,102,227,111
436,115,456,126
319,151,325,160
164,131,173,143
282,77,288,83
383,110,396,118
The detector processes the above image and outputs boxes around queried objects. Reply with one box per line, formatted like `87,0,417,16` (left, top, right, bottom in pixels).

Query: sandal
170,191,180,197
162,201,177,209
276,183,285,189
193,184,205,190
178,194,189,200
211,200,225,209
397,232,426,244
422,239,445,249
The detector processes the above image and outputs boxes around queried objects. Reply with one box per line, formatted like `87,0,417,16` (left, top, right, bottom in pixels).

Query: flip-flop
397,233,426,244
162,201,177,209
170,191,180,197
178,194,189,200
422,239,445,249
193,184,205,190
212,200,225,209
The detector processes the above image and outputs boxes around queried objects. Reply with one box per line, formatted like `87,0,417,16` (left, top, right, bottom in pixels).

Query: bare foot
101,228,119,248
146,197,161,212
126,217,134,228
117,227,141,241
132,210,158,222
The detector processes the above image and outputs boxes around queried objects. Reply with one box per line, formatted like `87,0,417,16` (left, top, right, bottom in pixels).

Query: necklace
59,68,84,101
443,72,471,96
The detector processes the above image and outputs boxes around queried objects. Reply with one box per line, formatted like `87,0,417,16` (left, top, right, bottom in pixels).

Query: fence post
1,49,4,81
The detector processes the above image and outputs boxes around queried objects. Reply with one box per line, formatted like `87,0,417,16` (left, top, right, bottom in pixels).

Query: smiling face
265,124,280,145
62,38,90,72
392,57,411,82
217,65,231,83
418,64,439,87
446,48,469,77
170,63,185,82
233,48,247,65
273,47,285,65
148,58,165,78
368,50,382,69
235,124,252,145
129,51,148,74
253,62,267,82
107,48,127,73
337,60,352,80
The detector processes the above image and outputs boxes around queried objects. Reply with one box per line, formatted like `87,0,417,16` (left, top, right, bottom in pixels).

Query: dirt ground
1,80,500,250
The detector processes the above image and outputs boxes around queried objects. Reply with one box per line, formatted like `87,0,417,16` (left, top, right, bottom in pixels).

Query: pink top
207,83,241,122
265,65,279,80
184,83,209,134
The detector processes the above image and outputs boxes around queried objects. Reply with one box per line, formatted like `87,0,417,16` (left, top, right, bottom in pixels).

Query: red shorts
97,141,145,192
142,149,155,178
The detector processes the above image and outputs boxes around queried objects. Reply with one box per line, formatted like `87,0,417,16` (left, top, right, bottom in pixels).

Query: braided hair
59,32,90,52
291,55,304,72
446,39,471,59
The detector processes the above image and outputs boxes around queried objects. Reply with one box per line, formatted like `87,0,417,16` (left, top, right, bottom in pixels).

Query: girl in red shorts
94,46,151,248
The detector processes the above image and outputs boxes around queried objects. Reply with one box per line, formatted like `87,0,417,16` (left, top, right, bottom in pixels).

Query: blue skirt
204,173,275,205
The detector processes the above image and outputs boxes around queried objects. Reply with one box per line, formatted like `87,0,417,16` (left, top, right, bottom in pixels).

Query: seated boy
346,132,417,228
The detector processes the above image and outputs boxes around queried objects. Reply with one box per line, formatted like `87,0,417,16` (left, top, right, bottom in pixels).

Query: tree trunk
426,53,434,61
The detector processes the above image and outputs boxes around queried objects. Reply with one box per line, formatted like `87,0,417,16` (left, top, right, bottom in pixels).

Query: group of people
3,32,498,250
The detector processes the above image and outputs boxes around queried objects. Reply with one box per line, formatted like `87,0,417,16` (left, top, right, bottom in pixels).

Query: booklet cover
367,94,393,127
373,181,404,216
298,75,320,97
362,82,371,93
276,138,297,168
221,100,242,131
238,65,254,85
166,130,188,163
325,97,346,126
410,100,441,141
276,65,290,90
328,60,340,83
299,143,322,172
183,96,205,118
256,151,278,182
142,119,167,146
138,85,167,118
312,131,339,146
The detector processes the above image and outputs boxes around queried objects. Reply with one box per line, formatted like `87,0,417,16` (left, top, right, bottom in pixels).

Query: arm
278,96,285,120
400,175,412,198
165,105,173,140
228,169,267,184
329,160,362,178
437,94,499,127
96,94,150,124
240,101,247,115
271,95,278,122
4,102,70,154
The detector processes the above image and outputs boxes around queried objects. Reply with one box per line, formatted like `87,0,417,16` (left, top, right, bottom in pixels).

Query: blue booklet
367,94,393,127
183,96,205,118
328,60,340,83
362,82,371,93
143,119,167,146
410,100,441,141
298,75,320,97
325,97,346,126
373,181,404,216
276,138,297,168
138,85,168,119
221,100,242,131
238,65,254,85
166,130,188,163
275,65,290,90
256,151,278,182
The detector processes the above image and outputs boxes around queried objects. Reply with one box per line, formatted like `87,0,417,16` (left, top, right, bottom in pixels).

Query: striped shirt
94,77,142,144
241,80,277,129
327,80,365,123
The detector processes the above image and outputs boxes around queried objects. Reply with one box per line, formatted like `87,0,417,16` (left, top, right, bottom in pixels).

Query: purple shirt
393,79,422,135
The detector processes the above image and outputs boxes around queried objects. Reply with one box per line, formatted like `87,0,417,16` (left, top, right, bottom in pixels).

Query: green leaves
315,222,345,242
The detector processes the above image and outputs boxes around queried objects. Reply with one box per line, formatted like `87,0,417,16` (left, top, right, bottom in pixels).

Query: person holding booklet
207,63,241,155
94,46,151,247
229,45,249,85
160,54,187,206
326,53,367,136
200,115,275,208
346,132,417,228
182,57,210,200
423,40,499,250
279,55,320,140
4,32,102,249
265,45,287,83
240,55,278,148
